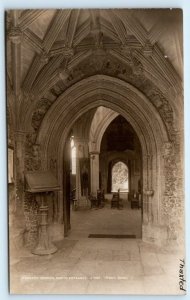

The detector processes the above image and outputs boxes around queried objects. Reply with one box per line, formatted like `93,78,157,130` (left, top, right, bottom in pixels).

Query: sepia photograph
6,8,185,294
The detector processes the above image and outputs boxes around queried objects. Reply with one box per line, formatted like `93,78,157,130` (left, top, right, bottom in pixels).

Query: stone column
142,154,154,222
75,140,90,208
90,152,100,196
9,131,26,254
142,154,149,224
15,131,26,216
75,142,82,204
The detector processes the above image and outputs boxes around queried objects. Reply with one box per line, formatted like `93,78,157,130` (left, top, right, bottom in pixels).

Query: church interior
6,9,185,294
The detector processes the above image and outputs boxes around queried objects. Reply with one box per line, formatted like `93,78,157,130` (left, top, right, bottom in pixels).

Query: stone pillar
75,143,82,203
90,152,100,196
142,154,149,224
9,131,26,255
75,140,90,208
142,151,168,246
15,131,26,217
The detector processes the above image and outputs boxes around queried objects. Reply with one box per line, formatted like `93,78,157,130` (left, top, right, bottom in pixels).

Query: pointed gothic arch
36,74,170,244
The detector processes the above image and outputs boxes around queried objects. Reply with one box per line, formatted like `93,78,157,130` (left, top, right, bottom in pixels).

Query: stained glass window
112,161,128,192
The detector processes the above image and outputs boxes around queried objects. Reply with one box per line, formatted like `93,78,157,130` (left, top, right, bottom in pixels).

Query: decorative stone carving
162,142,173,158
50,158,57,173
58,68,69,81
131,56,143,75
24,133,41,247
40,51,49,64
90,48,107,71
143,40,153,57
152,93,163,108
64,47,74,58
31,110,44,131
32,144,41,170
23,192,39,249
25,132,41,171
144,190,154,196
121,45,131,56
30,52,177,149
31,98,53,131
161,137,183,240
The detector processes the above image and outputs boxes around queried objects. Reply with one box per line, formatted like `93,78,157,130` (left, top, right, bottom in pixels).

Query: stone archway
37,75,170,245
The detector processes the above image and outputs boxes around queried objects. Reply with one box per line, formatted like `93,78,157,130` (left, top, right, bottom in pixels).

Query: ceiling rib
23,29,43,53
152,44,182,91
73,19,91,46
67,50,93,70
100,18,121,42
114,10,147,46
22,55,45,92
31,55,64,93
65,10,80,47
43,10,71,53
19,10,48,31
109,49,132,65
105,10,127,45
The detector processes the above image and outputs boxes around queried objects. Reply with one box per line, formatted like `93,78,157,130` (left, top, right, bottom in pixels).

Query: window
112,161,128,192
71,136,76,175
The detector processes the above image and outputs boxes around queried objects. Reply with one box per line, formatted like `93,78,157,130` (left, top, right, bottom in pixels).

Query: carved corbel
64,47,74,58
40,50,49,64
162,142,174,158
130,52,143,75
58,68,69,81
143,40,153,57
152,93,163,108
121,45,132,57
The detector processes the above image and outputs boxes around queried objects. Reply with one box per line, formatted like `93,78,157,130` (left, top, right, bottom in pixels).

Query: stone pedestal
32,194,57,255
142,222,168,247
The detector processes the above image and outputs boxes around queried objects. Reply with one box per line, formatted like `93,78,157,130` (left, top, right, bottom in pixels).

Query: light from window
71,136,76,175
112,161,128,192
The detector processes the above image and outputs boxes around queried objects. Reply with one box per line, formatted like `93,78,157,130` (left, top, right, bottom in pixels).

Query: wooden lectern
25,171,60,255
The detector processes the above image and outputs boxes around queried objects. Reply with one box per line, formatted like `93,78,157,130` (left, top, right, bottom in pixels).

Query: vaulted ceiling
6,9,183,133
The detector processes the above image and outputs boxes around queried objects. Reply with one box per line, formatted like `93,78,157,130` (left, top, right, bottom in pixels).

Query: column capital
75,138,89,144
14,130,26,140
8,26,22,44
142,154,153,160
90,151,100,155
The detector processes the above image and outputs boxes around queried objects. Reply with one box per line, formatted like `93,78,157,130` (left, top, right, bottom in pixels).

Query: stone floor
70,199,142,238
10,200,185,295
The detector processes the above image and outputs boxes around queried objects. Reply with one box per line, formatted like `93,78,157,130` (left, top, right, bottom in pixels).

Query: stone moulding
32,75,180,245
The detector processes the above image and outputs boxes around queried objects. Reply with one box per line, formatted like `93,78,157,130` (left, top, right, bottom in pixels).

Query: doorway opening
64,107,142,239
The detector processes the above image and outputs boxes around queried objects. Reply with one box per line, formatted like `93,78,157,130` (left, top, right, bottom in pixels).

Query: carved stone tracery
30,52,177,144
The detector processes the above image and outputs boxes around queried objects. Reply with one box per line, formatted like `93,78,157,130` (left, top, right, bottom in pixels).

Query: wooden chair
71,188,77,210
111,192,120,208
89,194,99,208
131,192,140,209
97,189,105,207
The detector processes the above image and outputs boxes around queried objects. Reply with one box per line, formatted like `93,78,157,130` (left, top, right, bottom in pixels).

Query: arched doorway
37,75,170,244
